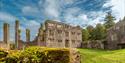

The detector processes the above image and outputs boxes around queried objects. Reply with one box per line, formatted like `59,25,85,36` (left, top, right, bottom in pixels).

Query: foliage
92,24,106,40
82,29,90,41
0,50,8,59
0,46,70,63
83,12,116,41
86,25,94,40
10,44,16,50
104,12,115,29
86,24,106,40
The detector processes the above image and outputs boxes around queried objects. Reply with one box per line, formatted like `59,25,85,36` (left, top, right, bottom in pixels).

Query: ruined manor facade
107,18,125,49
36,20,82,48
0,20,82,49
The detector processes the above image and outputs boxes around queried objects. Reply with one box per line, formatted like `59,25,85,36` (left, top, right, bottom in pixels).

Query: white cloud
78,14,88,21
61,0,76,5
0,12,17,22
88,17,103,27
63,7,89,26
43,0,60,18
64,7,81,15
64,14,89,26
41,0,76,19
26,20,40,27
22,6,40,16
20,17,40,27
104,0,125,20
87,11,106,26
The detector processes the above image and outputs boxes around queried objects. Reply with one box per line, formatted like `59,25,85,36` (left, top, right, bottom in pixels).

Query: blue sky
0,0,125,41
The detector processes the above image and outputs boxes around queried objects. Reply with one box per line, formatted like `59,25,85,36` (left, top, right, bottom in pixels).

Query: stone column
15,20,19,49
26,28,30,42
3,23,9,44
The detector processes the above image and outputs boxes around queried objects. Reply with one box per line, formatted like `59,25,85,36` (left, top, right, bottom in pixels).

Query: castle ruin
0,20,82,49
36,20,82,48
106,18,125,49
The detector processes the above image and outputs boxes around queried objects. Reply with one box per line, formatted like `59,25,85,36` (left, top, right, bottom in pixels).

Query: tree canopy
104,12,115,29
82,29,89,41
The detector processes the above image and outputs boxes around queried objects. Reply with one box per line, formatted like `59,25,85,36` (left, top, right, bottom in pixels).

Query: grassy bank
78,48,125,63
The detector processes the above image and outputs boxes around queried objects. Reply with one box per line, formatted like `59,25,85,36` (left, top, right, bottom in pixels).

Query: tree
94,24,106,40
104,12,115,29
86,25,94,40
86,25,94,33
82,29,89,41
26,28,30,42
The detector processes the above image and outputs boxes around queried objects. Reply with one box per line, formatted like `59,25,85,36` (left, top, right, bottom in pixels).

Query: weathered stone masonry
0,20,82,49
38,20,82,48
107,19,125,49
3,23,9,44
15,20,20,49
0,23,10,49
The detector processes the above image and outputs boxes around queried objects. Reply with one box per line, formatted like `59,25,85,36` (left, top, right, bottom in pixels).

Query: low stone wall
82,40,104,49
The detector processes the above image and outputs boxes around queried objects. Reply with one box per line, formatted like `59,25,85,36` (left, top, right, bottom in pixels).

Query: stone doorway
65,40,69,47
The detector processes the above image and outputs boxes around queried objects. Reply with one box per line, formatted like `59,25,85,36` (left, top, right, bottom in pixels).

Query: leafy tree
94,24,106,40
82,29,89,41
86,25,94,40
87,25,94,33
104,12,115,29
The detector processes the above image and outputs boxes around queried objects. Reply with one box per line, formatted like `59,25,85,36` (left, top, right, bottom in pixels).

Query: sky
0,0,125,41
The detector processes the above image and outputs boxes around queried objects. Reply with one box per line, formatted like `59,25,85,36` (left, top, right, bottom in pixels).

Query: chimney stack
26,28,30,42
3,23,9,44
15,20,19,49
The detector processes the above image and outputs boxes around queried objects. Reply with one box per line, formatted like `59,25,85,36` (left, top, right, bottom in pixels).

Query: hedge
0,46,70,63
0,49,8,62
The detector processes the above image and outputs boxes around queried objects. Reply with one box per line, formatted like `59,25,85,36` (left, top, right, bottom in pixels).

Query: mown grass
78,48,125,63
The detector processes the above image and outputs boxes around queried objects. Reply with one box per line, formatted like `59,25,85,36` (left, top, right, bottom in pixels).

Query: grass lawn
78,48,125,63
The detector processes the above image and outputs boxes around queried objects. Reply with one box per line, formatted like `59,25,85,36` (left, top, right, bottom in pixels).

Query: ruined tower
3,23,9,44
15,20,19,48
26,28,30,42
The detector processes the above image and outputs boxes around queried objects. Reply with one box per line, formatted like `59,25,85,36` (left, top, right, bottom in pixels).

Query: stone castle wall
107,20,125,49
41,20,82,48
0,20,82,49
82,40,104,49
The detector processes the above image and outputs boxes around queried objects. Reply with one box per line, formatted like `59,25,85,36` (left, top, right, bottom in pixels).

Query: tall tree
104,12,115,29
86,25,94,40
94,24,106,40
87,25,94,33
82,29,89,41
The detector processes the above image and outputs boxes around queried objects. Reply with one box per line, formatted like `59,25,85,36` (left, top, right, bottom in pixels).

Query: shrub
0,50,8,58
1,46,70,63
0,49,8,62
45,48,70,63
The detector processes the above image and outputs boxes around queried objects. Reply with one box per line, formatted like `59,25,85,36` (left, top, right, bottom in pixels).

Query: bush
45,48,69,63
0,50,8,58
0,49,8,62
1,46,70,63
